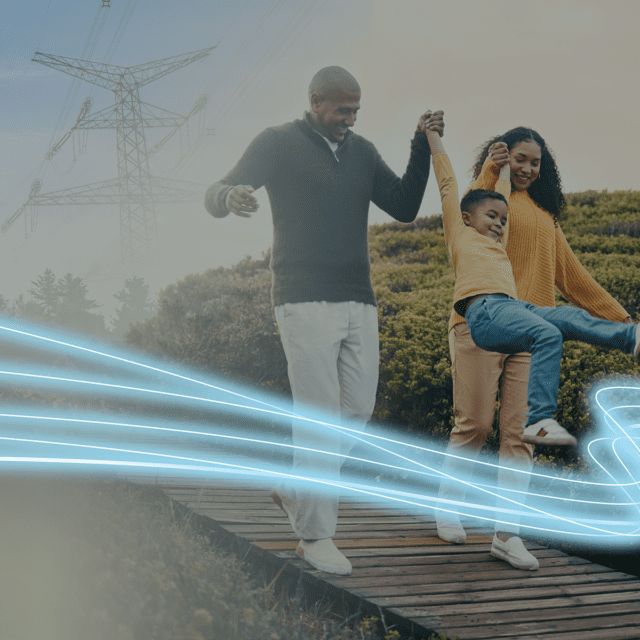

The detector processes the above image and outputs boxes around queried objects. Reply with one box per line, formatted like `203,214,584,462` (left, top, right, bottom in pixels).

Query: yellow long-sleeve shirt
447,156,630,331
434,152,516,317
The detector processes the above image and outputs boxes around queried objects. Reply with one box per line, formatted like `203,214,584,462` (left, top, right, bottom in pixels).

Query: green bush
567,233,640,255
126,256,289,394
564,190,640,231
123,188,640,466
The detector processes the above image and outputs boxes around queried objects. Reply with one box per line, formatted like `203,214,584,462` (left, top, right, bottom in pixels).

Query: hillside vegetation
126,190,640,466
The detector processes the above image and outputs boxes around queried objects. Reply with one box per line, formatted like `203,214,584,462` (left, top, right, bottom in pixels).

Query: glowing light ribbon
0,318,638,547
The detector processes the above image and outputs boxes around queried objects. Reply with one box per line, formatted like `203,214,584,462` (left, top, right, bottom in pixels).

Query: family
205,66,639,575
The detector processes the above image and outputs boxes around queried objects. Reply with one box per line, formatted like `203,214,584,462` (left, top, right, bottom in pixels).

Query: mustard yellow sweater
434,153,517,316
448,157,630,331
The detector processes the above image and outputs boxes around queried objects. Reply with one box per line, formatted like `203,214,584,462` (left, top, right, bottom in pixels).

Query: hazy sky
1,0,639,318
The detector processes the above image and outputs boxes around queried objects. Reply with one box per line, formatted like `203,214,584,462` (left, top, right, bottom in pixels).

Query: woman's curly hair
472,127,566,223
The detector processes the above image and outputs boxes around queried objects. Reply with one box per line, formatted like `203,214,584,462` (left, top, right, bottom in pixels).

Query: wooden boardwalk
146,478,640,640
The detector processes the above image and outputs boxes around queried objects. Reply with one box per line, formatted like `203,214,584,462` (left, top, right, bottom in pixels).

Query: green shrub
564,190,640,231
122,194,640,468
126,256,289,394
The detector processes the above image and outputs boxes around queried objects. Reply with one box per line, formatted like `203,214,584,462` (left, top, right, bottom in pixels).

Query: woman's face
509,140,542,191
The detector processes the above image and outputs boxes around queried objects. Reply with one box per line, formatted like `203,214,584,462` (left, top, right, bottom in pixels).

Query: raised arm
424,121,461,249
470,142,510,191
495,148,512,247
370,110,444,223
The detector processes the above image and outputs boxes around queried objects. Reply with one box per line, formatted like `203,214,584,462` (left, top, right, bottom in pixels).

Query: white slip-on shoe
491,534,539,571
296,538,352,575
522,418,577,446
271,486,298,534
436,517,466,544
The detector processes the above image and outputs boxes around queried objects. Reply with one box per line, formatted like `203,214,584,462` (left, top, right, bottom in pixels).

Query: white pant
274,301,379,540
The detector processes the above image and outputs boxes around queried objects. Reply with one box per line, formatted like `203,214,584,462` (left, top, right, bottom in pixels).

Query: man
205,66,443,575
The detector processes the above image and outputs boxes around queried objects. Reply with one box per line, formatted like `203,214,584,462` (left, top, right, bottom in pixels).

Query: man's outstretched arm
204,128,279,218
370,110,444,223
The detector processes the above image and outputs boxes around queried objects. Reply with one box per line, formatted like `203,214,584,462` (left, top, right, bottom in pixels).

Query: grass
0,476,453,640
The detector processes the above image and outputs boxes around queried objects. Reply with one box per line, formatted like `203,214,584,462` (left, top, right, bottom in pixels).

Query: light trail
0,318,639,547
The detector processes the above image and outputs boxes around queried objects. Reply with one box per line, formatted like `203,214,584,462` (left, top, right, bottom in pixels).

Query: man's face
463,199,508,242
310,87,360,143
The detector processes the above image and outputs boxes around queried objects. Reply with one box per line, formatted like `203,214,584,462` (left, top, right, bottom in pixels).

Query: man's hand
489,142,510,167
225,185,258,218
417,110,444,136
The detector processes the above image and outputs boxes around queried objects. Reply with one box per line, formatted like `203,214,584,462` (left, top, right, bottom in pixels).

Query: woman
436,127,632,570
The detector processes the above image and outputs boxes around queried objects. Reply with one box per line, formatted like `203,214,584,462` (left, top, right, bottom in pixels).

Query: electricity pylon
28,46,215,274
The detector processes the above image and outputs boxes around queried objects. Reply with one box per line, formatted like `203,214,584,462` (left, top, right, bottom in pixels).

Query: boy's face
462,199,508,242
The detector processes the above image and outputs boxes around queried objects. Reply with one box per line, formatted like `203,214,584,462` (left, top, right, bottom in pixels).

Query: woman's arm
495,155,512,247
555,227,631,322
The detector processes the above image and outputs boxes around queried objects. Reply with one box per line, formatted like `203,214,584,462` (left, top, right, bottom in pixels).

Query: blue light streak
1,318,639,547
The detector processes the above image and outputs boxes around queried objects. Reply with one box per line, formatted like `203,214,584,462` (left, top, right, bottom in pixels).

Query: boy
423,119,639,447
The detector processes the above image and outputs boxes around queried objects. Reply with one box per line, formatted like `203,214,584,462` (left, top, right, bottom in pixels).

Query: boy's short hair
460,189,508,215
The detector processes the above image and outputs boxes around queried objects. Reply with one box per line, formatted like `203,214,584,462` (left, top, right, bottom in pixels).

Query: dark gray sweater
204,113,431,307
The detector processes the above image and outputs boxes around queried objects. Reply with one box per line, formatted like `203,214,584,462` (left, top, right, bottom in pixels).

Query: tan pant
439,322,534,533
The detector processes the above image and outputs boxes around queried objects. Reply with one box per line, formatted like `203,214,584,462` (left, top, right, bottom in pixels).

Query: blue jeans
465,295,635,426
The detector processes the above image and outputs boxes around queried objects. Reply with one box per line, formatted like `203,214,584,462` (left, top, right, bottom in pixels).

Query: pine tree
56,273,105,335
28,268,59,319
112,276,156,339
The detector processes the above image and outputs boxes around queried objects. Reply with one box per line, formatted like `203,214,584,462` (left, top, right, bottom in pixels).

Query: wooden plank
444,611,640,639
253,535,497,550
510,627,640,640
371,580,640,608
222,521,447,534
228,528,494,541
196,511,424,525
402,588,640,618
339,563,612,583
347,548,568,565
433,600,640,631
348,571,634,598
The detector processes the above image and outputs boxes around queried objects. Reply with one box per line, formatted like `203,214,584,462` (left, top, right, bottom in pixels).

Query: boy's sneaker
634,323,640,358
296,538,352,575
522,418,577,446
491,534,539,571
436,516,466,544
271,486,298,535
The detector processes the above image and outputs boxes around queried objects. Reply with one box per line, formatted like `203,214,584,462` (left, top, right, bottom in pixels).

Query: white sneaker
491,534,539,571
271,486,298,534
436,517,466,544
522,418,577,446
296,538,352,575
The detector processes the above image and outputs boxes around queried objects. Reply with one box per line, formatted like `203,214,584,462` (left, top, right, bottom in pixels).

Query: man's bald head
308,66,360,101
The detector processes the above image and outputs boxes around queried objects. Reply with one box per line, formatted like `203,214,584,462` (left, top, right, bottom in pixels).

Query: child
423,119,639,447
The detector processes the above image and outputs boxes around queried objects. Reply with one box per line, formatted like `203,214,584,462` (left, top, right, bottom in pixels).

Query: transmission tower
23,46,215,274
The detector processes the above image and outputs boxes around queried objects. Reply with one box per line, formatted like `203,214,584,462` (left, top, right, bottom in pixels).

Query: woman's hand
489,142,510,167
417,110,444,136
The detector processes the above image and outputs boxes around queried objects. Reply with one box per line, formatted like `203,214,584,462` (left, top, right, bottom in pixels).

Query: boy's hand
417,110,444,136
489,142,509,167
225,185,258,218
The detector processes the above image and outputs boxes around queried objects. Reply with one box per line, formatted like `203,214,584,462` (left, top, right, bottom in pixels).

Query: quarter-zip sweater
205,113,431,307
